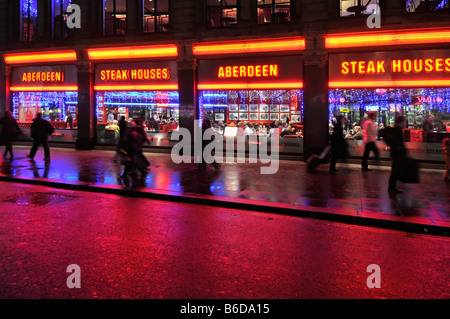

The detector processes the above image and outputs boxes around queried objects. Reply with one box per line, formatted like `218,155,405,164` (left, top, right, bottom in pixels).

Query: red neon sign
340,58,450,75
22,71,65,82
100,68,171,81
330,50,450,88
218,64,279,79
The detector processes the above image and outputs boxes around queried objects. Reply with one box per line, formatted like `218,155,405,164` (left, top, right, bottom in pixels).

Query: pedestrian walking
198,118,220,170
361,111,379,171
26,112,54,161
120,119,150,179
0,110,22,160
329,115,348,173
387,115,408,194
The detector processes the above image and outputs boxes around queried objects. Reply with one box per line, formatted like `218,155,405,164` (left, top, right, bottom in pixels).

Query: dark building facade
0,0,449,161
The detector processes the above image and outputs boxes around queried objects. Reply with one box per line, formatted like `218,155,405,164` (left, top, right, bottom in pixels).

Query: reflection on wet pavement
1,146,449,228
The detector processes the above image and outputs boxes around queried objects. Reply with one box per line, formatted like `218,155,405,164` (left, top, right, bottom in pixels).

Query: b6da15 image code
224,304,270,314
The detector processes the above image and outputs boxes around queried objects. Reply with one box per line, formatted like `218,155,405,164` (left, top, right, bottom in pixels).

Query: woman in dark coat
0,111,22,159
329,115,348,172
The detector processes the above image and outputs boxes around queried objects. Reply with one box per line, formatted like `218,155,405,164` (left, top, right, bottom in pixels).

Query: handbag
399,157,420,183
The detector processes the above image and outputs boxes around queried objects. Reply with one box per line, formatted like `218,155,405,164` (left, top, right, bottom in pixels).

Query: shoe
26,154,34,160
362,168,372,171
388,188,403,194
9,155,13,160
43,158,50,162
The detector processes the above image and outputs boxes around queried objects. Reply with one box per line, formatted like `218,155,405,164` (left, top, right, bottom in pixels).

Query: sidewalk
0,145,449,236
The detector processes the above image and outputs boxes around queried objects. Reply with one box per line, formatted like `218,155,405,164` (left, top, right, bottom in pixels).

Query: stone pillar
0,62,11,117
177,44,197,144
302,34,329,160
126,0,142,35
75,49,96,150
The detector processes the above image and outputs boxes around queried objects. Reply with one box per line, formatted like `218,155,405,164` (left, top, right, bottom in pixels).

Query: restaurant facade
0,0,449,162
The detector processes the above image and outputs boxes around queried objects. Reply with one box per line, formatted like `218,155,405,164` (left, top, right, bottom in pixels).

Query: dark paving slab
0,145,449,236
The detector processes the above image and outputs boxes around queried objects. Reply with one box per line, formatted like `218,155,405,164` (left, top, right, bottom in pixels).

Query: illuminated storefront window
329,87,450,131
95,91,179,145
329,49,450,161
12,91,78,142
197,55,304,153
199,89,302,125
94,60,179,146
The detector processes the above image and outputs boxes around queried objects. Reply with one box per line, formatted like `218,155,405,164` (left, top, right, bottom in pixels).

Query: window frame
143,0,170,33
205,0,238,29
256,0,291,25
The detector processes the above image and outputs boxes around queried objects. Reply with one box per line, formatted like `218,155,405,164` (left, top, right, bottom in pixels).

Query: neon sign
330,49,450,88
95,62,178,91
217,64,279,79
198,56,302,89
100,68,171,81
341,58,450,75
22,71,65,82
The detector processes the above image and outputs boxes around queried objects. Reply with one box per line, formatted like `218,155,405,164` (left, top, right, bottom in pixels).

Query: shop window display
12,91,78,142
199,89,304,154
329,87,450,161
96,91,179,146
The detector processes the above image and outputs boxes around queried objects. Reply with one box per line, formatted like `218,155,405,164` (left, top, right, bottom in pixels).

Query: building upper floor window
257,0,291,24
406,0,449,12
206,0,237,28
53,0,71,39
104,0,126,35
20,0,37,42
144,0,169,32
339,0,379,17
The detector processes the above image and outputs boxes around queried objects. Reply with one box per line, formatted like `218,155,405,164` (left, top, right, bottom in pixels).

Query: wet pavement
0,145,449,236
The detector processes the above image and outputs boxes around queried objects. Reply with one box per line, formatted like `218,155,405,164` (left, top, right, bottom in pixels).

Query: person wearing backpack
26,113,54,161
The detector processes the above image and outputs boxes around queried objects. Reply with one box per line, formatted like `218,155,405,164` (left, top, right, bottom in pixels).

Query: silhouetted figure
66,112,73,129
388,115,408,194
0,111,22,159
121,119,150,179
329,115,348,173
26,113,54,161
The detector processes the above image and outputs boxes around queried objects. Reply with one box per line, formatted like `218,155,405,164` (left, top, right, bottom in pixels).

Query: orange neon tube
4,50,77,64
198,82,303,90
326,29,450,48
88,45,178,60
94,85,179,91
329,80,450,88
193,38,305,55
10,86,78,91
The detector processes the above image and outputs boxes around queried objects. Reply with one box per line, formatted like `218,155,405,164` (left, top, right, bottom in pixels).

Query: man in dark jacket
388,115,407,194
26,113,54,161
329,115,348,173
0,110,22,159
